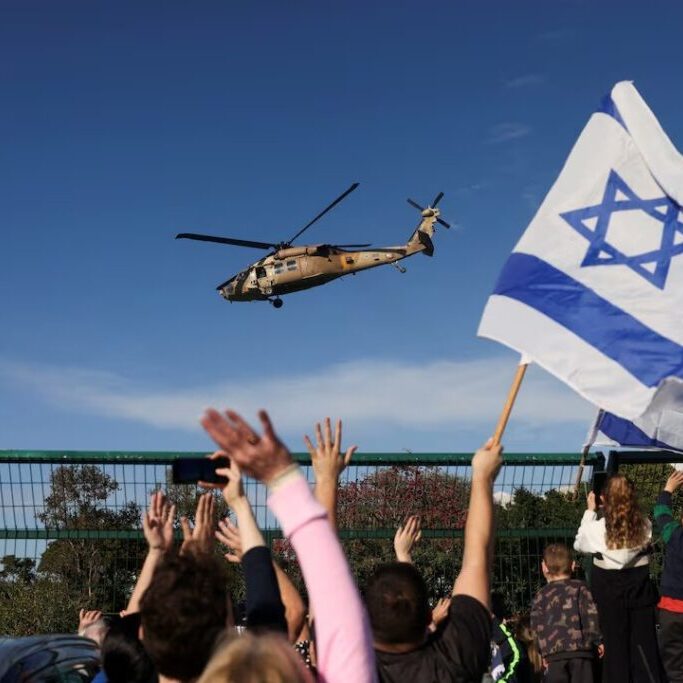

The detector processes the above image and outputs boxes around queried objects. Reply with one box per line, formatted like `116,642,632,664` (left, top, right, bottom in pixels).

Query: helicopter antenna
286,182,359,245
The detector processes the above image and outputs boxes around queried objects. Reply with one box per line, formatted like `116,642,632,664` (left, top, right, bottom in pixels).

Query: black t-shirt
374,595,492,683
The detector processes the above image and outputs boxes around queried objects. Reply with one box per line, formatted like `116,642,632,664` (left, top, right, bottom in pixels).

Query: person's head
541,543,573,581
515,614,543,675
140,552,231,681
365,562,430,649
102,614,157,683
198,632,312,683
490,592,510,622
602,474,648,550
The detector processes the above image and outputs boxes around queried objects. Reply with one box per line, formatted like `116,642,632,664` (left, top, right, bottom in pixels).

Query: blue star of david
560,170,683,289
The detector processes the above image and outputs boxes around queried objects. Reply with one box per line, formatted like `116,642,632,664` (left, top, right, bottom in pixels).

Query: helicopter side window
273,262,284,274
255,267,266,279
286,260,297,271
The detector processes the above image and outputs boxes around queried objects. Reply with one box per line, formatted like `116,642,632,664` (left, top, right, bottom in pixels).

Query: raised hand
200,452,246,509
470,438,503,483
664,470,683,494
586,491,597,512
216,517,243,563
180,492,216,555
394,515,422,563
142,490,176,552
430,596,451,631
78,609,102,634
201,409,293,484
304,417,357,486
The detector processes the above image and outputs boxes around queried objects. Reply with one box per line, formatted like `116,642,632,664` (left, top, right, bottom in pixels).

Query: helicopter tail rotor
406,192,450,228
405,192,450,257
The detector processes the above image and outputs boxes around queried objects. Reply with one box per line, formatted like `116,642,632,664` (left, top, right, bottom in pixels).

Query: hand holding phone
172,456,230,484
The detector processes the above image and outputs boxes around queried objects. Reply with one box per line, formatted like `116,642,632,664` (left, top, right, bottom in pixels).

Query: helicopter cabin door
254,265,271,295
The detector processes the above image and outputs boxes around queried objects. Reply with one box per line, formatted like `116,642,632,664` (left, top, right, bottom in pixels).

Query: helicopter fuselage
220,243,418,302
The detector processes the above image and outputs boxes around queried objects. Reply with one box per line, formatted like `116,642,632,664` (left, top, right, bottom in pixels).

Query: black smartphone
592,471,608,497
172,456,230,484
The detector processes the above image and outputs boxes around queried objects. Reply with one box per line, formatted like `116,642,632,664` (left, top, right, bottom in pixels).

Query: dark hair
365,562,430,645
102,614,157,683
490,592,510,621
140,552,230,681
543,543,572,576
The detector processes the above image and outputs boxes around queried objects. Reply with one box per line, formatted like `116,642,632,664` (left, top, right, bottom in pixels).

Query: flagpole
492,361,529,446
573,408,604,498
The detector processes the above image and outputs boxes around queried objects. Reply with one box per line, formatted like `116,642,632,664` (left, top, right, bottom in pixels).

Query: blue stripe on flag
598,93,627,131
493,253,683,387
598,411,674,450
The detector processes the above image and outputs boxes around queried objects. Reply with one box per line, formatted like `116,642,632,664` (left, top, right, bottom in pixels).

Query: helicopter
176,183,450,308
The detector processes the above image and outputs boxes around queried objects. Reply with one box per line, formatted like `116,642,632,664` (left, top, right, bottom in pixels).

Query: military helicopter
176,183,450,308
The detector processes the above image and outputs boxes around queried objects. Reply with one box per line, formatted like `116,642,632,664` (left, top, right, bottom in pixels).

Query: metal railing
7,448,678,637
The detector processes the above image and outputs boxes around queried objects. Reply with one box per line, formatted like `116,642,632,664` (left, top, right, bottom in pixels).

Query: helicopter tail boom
405,192,449,258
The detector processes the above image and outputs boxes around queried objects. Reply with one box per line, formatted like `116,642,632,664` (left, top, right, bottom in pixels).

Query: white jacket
574,510,652,570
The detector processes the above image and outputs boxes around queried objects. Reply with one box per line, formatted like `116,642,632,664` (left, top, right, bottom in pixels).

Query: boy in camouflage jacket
530,543,602,683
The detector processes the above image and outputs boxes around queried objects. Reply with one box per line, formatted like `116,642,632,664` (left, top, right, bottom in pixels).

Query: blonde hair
543,543,572,576
198,631,312,683
602,475,648,550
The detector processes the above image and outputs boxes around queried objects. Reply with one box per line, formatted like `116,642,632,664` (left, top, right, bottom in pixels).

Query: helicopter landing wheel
271,298,284,309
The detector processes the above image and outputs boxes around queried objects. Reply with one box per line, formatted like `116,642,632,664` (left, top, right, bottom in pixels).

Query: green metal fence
0,451,682,635
1,448,676,636
0,449,596,633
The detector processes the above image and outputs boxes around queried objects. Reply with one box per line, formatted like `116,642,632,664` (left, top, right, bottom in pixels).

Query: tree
37,465,143,614
0,555,36,584
271,466,471,600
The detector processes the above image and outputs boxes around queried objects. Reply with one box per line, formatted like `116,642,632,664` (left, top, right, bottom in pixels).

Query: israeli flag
587,375,683,453
479,82,683,420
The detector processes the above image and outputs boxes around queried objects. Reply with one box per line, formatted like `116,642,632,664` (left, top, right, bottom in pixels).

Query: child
654,470,683,683
530,543,602,683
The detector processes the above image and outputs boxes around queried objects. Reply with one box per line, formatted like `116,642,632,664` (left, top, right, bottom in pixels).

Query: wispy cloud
0,356,592,434
486,123,532,145
504,74,545,89
454,182,488,196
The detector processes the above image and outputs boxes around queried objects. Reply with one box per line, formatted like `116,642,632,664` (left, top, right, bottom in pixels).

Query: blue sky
2,0,683,454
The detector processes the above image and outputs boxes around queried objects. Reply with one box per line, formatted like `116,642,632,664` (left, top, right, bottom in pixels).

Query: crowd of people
6,409,683,683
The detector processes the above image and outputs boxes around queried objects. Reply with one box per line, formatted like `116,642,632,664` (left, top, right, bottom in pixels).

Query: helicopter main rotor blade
437,217,451,229
287,182,360,245
176,233,276,250
406,198,425,212
431,192,444,207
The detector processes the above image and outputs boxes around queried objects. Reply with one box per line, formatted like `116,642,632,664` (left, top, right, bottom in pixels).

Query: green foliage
0,575,81,635
37,466,144,613
495,487,586,613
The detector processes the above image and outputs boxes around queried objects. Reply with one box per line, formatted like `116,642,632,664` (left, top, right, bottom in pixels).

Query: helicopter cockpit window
255,267,266,279
286,260,297,271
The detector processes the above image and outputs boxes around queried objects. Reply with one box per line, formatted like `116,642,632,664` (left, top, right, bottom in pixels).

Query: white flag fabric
478,81,683,420
587,376,683,453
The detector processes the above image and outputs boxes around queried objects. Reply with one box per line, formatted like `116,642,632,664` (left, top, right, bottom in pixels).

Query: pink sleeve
268,475,376,683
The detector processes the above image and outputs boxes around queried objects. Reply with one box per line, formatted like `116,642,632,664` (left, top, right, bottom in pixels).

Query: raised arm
126,491,175,614
573,492,599,555
452,438,502,608
394,515,422,563
201,409,376,683
655,471,683,544
209,456,287,635
304,417,356,530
